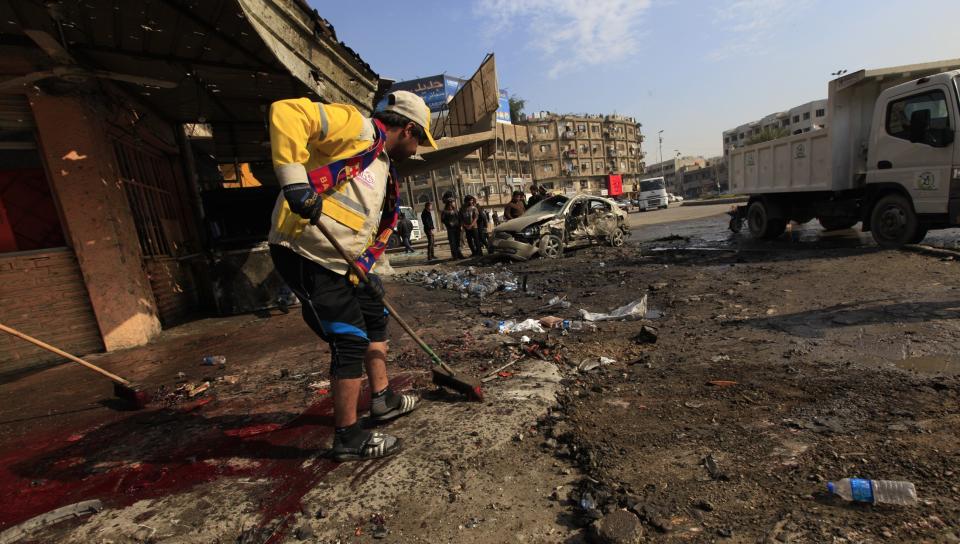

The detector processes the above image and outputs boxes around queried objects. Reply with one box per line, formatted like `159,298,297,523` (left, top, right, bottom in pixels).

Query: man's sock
334,422,366,448
371,386,399,414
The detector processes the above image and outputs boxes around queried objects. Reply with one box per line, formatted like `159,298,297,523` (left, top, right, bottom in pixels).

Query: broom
0,322,151,409
313,222,484,401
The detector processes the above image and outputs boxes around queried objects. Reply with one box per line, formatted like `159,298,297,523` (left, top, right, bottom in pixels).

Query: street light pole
657,130,663,170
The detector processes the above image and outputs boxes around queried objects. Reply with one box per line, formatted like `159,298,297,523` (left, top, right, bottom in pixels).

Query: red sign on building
607,174,623,196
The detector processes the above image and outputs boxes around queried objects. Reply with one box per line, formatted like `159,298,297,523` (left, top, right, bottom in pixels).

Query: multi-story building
678,156,728,199
643,156,705,193
723,99,828,154
522,112,644,197
404,122,532,208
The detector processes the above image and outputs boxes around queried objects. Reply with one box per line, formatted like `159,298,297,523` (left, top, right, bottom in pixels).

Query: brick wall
0,248,103,377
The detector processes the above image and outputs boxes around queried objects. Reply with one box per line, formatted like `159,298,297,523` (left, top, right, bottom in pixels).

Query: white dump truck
728,59,960,247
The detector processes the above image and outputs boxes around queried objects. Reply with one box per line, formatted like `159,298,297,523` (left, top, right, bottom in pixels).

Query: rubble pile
403,266,520,298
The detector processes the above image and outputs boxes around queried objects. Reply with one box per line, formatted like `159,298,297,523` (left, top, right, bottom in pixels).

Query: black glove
282,183,323,224
362,273,385,301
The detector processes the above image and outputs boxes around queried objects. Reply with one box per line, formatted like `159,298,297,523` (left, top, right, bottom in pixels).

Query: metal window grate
111,138,185,257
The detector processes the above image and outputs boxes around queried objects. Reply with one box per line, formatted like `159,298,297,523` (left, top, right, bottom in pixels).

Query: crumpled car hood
494,212,557,233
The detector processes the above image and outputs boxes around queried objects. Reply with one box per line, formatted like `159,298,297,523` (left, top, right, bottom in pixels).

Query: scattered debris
579,296,648,322
707,380,738,387
684,400,704,409
711,354,731,362
540,315,565,329
498,319,545,334
202,355,226,366
542,295,572,310
405,267,519,298
592,509,645,544
221,375,240,385
632,325,658,344
578,357,616,372
703,453,729,481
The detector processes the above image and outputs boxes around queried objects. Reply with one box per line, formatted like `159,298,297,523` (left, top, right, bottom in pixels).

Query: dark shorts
269,245,387,378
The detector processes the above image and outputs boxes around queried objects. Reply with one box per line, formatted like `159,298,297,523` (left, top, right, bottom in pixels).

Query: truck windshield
640,179,665,192
955,76,960,111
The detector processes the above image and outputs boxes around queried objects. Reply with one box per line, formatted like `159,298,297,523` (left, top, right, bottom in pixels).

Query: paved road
626,202,732,228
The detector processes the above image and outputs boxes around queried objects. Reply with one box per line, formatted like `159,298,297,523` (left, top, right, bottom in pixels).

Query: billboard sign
381,76,448,112
607,174,623,196
496,90,511,124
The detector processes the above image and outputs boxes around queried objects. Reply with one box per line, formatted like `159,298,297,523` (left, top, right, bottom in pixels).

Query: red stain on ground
0,375,413,540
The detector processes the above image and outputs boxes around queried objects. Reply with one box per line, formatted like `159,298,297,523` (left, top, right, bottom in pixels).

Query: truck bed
728,129,833,194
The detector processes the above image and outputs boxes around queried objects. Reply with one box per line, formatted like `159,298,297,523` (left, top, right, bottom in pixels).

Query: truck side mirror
909,110,931,143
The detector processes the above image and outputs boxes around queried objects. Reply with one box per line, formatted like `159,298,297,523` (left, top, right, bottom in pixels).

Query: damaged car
492,194,630,260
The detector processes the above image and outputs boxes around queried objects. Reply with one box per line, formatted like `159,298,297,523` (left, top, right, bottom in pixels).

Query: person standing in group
526,184,544,209
420,201,436,261
476,205,490,251
504,190,526,220
492,210,500,226
441,198,464,259
460,195,482,257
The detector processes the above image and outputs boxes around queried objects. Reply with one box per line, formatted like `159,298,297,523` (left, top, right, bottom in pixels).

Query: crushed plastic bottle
202,355,226,366
827,478,918,506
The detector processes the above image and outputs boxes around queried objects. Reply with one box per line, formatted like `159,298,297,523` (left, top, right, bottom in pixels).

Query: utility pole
657,130,664,174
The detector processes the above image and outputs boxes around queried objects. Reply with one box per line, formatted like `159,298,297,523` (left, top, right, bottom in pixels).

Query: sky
315,0,960,159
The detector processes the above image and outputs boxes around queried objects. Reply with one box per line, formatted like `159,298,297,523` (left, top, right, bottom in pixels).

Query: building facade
403,122,532,208
678,156,728,199
643,156,705,193
522,112,644,197
723,99,828,154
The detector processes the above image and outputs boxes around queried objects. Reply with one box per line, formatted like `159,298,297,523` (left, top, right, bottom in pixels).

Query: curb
681,197,748,207
900,244,960,260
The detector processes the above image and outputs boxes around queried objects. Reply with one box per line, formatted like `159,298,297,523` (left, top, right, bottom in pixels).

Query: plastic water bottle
827,478,917,506
202,355,226,366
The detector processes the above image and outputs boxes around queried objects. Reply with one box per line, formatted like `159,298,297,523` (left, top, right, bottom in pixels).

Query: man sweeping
267,90,436,461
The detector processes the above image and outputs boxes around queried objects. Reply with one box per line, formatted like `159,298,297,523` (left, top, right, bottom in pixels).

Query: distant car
492,194,630,260
614,198,632,211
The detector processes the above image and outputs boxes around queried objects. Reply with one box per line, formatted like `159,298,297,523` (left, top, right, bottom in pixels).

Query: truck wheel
747,200,786,240
818,217,858,231
870,194,918,248
387,233,400,249
538,234,564,259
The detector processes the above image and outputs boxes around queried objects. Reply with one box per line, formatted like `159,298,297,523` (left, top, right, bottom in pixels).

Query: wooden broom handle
0,322,131,385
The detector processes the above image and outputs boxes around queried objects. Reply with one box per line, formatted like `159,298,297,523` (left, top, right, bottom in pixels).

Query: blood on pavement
0,375,413,540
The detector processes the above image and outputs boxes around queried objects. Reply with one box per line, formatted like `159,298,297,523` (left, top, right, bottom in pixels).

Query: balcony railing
562,131,576,139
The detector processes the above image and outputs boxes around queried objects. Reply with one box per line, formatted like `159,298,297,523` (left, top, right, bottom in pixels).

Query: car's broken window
525,195,568,216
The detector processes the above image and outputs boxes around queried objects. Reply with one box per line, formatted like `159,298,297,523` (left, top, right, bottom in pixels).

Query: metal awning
0,0,380,162
397,130,495,178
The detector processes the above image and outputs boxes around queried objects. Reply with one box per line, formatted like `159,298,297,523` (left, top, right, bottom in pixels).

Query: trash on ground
827,478,918,506
684,400,704,409
702,453,729,481
202,355,226,366
404,267,519,298
632,325,658,344
497,371,513,378
579,295,648,322
711,354,731,362
520,335,531,343
578,356,616,372
180,381,210,397
498,319,545,334
542,295,572,310
707,380,738,387
221,375,240,385
539,316,565,329
308,380,331,390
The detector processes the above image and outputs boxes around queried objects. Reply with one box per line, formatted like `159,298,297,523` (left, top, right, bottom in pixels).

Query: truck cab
866,70,960,245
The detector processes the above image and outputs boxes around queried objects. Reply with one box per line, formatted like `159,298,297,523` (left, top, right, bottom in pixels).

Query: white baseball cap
383,90,438,149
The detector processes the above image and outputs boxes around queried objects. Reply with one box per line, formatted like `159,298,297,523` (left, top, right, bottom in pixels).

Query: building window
580,180,589,189
803,112,811,120
577,124,586,132
816,109,826,117
793,115,800,123
539,143,551,152
591,125,599,133
543,164,554,173
581,162,590,171
783,119,790,126
538,126,548,134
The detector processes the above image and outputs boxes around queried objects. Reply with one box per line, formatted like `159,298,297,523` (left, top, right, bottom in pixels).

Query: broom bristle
431,369,484,402
113,382,151,409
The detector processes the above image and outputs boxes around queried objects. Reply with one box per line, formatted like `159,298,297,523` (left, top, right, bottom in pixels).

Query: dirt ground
3,223,960,543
